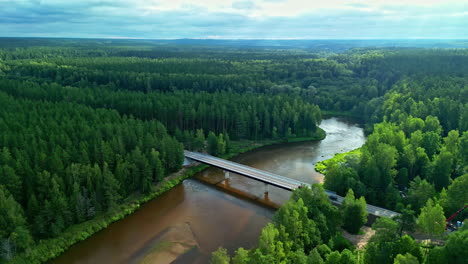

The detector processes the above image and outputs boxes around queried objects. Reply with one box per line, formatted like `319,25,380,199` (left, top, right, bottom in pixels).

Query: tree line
0,42,326,262
211,185,467,264
0,40,467,263
0,91,185,259
0,79,322,140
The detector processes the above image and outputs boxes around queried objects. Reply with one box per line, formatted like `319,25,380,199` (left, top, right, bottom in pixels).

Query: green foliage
0,186,33,261
341,189,368,234
392,236,422,263
430,150,454,191
425,247,447,264
207,132,219,155
232,248,250,264
193,129,205,151
319,66,467,212
11,164,207,264
307,248,324,264
254,223,287,263
325,249,357,264
1,41,467,264
393,253,419,264
365,219,422,264
370,217,400,245
394,207,416,237
316,244,332,259
222,185,344,264
323,163,364,197
417,199,446,237
211,247,231,264
328,233,354,252
315,149,361,174
407,177,436,212
290,184,342,243
273,198,321,252
426,226,468,264
440,173,468,218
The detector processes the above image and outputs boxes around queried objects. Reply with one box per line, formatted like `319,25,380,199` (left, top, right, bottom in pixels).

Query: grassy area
315,148,362,174
14,128,327,264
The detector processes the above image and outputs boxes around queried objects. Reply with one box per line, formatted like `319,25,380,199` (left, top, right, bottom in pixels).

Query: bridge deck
185,150,400,218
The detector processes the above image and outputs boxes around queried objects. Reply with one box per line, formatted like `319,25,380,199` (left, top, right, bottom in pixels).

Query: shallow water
53,117,365,264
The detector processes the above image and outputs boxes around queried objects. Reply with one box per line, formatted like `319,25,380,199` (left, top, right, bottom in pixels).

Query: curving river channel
53,117,365,264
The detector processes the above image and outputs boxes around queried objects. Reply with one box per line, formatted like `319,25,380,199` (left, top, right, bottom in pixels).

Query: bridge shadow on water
194,166,381,227
194,167,289,210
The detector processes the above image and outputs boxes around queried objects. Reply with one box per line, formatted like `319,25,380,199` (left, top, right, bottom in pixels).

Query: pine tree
101,163,121,210
193,129,205,151
0,186,33,258
207,132,219,155
149,149,165,182
217,134,226,156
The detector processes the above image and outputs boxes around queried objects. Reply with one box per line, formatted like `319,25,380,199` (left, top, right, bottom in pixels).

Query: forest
211,184,467,264
0,39,467,263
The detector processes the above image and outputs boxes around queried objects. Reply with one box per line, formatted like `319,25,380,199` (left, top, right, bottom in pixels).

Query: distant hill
1,37,468,52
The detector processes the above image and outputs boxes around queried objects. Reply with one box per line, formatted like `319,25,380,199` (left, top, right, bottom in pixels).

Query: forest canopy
0,39,467,263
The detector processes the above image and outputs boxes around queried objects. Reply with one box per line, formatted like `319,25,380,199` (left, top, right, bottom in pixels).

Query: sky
0,0,467,39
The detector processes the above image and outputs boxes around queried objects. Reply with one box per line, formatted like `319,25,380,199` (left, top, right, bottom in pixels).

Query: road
185,150,400,218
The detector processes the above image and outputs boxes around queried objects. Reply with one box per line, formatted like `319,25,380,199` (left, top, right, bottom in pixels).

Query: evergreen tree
217,134,226,156
0,186,33,260
193,129,205,151
149,149,165,182
101,163,121,210
207,132,219,155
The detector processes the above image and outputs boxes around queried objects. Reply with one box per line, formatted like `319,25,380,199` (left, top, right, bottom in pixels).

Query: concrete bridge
184,150,400,218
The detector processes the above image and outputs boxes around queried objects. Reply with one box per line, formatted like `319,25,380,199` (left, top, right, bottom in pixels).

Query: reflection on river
53,117,365,264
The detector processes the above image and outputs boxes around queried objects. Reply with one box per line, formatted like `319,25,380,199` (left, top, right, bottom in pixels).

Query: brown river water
53,117,365,264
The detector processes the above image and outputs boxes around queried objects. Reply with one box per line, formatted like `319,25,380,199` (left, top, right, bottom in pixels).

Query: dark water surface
53,117,365,264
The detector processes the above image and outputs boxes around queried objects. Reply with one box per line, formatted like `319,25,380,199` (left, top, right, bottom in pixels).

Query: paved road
185,150,400,218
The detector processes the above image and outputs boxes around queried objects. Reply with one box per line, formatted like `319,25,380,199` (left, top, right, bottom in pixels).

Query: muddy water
53,117,365,264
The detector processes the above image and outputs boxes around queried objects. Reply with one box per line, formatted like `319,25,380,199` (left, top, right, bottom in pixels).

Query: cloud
0,0,466,38
232,1,257,10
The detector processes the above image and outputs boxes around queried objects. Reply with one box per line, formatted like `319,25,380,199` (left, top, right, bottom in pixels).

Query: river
53,117,365,264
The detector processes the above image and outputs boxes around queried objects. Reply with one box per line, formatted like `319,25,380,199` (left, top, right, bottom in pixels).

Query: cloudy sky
0,0,467,39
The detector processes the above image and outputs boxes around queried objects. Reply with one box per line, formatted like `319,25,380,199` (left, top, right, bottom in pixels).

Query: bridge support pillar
264,183,269,194
183,157,194,166
223,170,230,180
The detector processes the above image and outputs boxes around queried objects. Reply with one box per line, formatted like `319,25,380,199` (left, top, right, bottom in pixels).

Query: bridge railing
184,150,400,218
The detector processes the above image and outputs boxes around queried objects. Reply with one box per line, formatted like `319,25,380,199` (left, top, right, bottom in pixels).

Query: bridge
184,150,400,218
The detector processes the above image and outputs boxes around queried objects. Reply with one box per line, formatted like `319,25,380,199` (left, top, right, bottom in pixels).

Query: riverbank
13,128,326,264
315,148,362,174
322,110,363,121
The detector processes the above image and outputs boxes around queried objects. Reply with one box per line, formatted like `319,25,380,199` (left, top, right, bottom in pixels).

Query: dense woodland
212,185,466,264
0,39,467,263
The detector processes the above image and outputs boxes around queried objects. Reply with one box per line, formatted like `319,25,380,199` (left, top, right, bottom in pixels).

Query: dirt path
342,226,375,249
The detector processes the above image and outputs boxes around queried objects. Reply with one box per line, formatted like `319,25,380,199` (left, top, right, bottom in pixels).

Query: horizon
1,0,467,39
1,37,468,40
